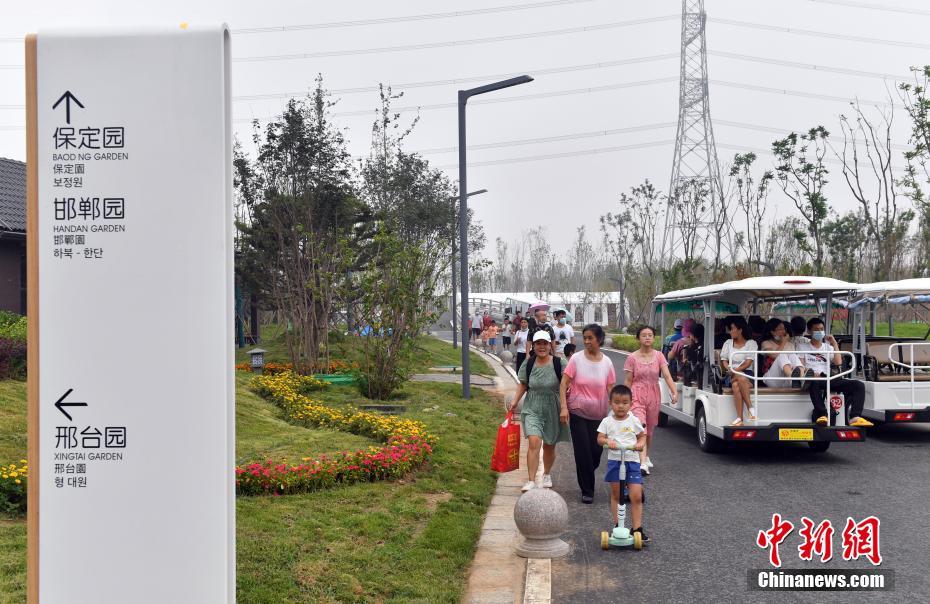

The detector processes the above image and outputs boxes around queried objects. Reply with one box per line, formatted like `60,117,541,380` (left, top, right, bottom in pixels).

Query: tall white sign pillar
26,26,235,603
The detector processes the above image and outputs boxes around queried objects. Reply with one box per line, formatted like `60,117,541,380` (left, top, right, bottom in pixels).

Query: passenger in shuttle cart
799,318,873,428
720,317,757,425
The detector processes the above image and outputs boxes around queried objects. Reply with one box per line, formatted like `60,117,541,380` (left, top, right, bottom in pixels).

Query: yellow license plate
779,428,814,441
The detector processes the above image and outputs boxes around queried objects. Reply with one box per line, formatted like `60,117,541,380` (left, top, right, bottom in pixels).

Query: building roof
0,157,26,233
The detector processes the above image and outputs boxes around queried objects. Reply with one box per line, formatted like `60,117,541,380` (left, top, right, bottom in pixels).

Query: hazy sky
2,0,929,256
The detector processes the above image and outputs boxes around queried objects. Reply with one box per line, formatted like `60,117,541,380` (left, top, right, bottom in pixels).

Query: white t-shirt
597,413,645,462
799,340,833,376
791,335,810,348
513,329,529,351
471,315,482,329
721,339,759,370
552,324,574,353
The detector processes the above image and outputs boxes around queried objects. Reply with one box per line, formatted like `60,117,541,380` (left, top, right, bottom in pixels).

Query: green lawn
0,380,26,603
0,334,504,603
235,325,493,376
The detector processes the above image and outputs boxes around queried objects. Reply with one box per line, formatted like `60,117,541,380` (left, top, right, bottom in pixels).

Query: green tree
772,126,831,275
728,152,774,273
235,77,372,372
898,66,930,274
837,101,913,280
356,230,442,399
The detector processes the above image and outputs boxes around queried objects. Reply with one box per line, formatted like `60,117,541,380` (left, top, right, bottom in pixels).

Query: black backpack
524,355,562,389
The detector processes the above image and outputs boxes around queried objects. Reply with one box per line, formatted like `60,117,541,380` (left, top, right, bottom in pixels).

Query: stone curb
462,344,529,604
461,344,553,604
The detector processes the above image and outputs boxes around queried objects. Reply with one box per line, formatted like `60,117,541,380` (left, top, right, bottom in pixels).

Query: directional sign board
26,27,234,603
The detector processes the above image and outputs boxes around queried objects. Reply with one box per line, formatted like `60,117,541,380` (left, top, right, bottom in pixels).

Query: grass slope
1,335,503,603
0,380,25,603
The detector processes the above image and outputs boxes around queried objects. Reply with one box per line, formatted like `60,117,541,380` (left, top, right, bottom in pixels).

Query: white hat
532,330,552,343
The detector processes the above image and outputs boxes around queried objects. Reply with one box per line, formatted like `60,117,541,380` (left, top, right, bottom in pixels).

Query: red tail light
835,430,862,440
893,413,916,421
732,430,756,439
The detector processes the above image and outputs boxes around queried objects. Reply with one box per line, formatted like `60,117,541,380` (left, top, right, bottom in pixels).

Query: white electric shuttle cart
847,278,930,423
653,276,867,453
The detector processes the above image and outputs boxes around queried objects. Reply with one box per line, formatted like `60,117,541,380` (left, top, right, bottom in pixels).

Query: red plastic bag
491,411,521,473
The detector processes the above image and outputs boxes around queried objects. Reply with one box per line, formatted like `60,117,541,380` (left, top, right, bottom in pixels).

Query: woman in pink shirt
560,324,616,504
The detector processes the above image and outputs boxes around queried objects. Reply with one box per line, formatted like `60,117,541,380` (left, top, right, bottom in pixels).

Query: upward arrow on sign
52,90,84,124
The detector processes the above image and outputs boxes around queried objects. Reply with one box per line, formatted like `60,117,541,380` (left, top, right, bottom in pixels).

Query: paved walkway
411,373,497,387
460,346,532,604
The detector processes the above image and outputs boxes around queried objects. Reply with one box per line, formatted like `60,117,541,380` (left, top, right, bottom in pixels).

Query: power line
435,139,676,169
0,0,598,43
711,79,901,109
710,16,930,51
430,138,908,171
233,0,596,34
416,122,677,154
709,50,911,83
233,53,679,102
232,15,679,63
806,0,930,17
232,76,679,123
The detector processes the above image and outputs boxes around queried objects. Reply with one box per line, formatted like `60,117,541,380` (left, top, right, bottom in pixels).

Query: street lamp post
458,75,533,399
451,189,486,350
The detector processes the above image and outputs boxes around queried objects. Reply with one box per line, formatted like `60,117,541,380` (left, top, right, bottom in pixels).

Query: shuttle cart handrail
887,342,930,408
729,350,856,426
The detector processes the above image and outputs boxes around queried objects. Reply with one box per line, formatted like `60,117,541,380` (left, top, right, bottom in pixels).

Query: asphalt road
548,348,930,603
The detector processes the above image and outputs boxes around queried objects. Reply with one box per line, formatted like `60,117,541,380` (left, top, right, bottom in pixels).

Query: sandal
730,418,743,426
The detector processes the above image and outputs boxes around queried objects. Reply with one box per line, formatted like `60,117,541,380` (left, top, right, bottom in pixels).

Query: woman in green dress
507,330,571,492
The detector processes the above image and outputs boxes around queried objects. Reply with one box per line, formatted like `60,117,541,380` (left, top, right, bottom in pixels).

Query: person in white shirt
513,318,530,373
789,316,810,349
720,317,758,425
470,311,482,343
760,318,811,389
797,317,872,427
551,310,575,359
597,384,648,541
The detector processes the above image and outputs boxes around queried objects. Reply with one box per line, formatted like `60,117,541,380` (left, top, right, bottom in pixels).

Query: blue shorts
723,368,753,388
605,459,643,485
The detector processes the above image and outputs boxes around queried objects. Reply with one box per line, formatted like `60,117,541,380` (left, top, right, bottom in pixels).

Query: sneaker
521,480,536,492
581,494,593,504
791,366,802,389
645,457,654,470
815,416,828,426
632,527,651,543
849,416,875,427
541,474,553,488
641,463,651,476
802,369,815,391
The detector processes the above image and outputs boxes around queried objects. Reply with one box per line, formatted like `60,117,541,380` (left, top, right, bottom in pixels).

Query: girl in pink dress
624,325,678,474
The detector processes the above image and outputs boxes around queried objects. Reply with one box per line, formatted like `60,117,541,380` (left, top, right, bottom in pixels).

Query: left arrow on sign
54,388,88,421
52,90,84,125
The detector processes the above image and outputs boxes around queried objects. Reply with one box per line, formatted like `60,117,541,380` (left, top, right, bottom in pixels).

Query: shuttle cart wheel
696,406,724,453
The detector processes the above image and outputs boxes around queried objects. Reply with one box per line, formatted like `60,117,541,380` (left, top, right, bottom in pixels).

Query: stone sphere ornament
500,350,514,364
513,488,570,558
604,336,613,348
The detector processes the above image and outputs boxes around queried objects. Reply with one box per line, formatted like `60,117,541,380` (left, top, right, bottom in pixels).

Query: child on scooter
597,385,648,541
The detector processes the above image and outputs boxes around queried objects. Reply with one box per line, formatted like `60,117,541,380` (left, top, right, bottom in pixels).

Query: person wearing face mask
798,317,873,427
551,310,575,360
761,318,812,389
